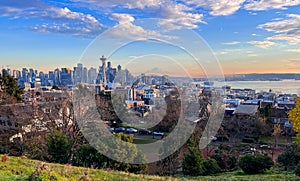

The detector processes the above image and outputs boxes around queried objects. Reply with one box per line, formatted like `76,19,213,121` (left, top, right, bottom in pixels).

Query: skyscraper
88,67,97,84
82,67,88,83
60,68,73,86
74,63,83,85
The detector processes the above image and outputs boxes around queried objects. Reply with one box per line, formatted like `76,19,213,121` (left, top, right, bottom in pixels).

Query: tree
72,144,108,168
202,158,221,176
211,144,237,171
239,154,274,174
182,146,205,176
47,130,71,164
0,69,23,102
295,162,300,177
289,98,300,143
277,145,300,169
272,124,282,149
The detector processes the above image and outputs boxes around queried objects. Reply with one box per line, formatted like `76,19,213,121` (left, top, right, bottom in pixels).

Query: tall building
54,68,60,85
39,72,46,86
22,68,28,83
48,71,55,86
88,67,97,84
74,63,83,85
60,68,73,86
82,67,88,83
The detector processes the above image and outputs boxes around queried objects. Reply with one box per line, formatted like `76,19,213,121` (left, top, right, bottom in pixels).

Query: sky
0,0,300,76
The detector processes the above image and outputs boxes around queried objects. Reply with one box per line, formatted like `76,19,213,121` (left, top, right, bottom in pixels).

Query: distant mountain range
192,73,300,82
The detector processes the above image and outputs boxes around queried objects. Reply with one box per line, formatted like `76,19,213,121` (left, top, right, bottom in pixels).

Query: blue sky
0,0,300,76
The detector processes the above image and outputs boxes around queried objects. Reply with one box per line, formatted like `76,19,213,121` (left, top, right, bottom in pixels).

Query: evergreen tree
0,69,23,102
182,140,205,176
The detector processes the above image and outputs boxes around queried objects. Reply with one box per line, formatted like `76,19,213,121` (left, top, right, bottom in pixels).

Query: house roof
233,104,259,116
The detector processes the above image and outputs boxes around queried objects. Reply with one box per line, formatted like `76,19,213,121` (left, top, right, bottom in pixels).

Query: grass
0,154,299,181
259,136,290,144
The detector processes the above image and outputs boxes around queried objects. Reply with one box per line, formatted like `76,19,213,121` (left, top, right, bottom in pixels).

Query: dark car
115,127,126,133
139,128,152,135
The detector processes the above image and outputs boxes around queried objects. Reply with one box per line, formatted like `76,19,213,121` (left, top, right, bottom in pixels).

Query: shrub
47,131,71,164
72,144,108,168
211,145,237,171
239,154,274,174
203,158,221,175
278,145,300,169
295,162,300,177
182,147,205,176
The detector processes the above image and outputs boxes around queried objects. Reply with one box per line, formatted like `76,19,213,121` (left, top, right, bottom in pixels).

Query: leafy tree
47,130,71,164
211,144,237,171
72,134,146,173
182,146,205,176
289,98,300,143
202,158,221,176
0,69,23,102
295,162,300,177
239,154,274,174
278,145,300,169
72,144,108,168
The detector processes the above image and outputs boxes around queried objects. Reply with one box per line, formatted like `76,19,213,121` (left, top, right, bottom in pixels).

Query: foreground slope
0,154,298,181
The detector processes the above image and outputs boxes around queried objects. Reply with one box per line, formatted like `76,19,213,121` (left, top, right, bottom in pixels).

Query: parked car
115,127,126,133
139,128,152,135
210,136,217,141
152,132,164,136
107,127,114,132
126,128,138,134
260,144,271,149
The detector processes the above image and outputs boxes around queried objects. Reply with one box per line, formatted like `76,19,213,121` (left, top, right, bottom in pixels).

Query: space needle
100,55,107,87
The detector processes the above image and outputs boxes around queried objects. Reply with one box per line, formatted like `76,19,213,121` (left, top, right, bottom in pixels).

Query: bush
182,147,205,176
239,154,274,174
295,162,300,177
203,158,221,175
72,144,108,168
47,131,71,164
211,145,237,171
278,145,300,169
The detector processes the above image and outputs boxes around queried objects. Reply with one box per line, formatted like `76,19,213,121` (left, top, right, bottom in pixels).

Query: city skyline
0,1,300,75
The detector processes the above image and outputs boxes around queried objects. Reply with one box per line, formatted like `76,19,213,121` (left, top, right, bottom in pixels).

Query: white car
126,128,138,134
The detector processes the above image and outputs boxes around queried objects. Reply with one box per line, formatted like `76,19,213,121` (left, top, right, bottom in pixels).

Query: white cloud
0,0,105,37
244,0,300,11
110,13,135,23
215,51,229,55
71,0,163,9
281,59,300,69
247,53,258,57
248,41,276,48
157,2,205,30
222,41,240,45
258,14,300,33
266,31,300,44
258,14,300,44
107,13,174,40
285,48,300,53
72,0,205,30
186,0,246,16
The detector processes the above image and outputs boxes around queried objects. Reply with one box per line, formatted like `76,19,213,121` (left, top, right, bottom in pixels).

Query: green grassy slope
0,154,299,181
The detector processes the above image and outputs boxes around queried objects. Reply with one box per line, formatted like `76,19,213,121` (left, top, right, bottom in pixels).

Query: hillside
0,154,299,181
